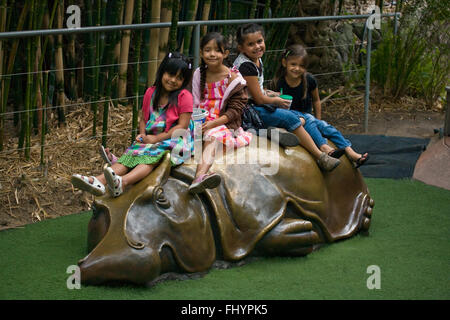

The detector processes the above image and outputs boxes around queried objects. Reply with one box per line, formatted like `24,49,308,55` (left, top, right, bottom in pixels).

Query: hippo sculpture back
78,140,374,285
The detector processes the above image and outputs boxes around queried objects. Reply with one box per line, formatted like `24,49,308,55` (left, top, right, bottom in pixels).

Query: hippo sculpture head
78,140,374,285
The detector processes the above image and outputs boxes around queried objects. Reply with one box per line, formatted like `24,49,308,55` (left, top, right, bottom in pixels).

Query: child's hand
274,96,291,109
265,89,280,97
136,134,145,143
202,120,218,132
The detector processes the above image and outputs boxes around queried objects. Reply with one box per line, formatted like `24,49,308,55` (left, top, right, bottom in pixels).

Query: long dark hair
236,23,265,47
199,32,227,101
153,52,193,108
271,44,309,99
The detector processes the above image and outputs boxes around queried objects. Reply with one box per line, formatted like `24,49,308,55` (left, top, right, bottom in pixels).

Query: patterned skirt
204,125,252,148
118,108,194,168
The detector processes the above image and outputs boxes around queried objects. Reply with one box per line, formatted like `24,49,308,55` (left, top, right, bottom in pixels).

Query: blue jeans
253,106,302,132
292,111,351,149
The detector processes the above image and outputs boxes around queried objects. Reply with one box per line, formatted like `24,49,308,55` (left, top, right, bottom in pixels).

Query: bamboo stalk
147,0,161,87
200,0,211,36
110,0,124,105
54,0,65,125
263,0,270,18
91,0,103,138
0,1,29,151
67,34,76,100
221,0,228,36
250,0,258,18
182,0,198,56
31,1,45,136
40,70,49,166
97,0,107,98
131,0,142,143
24,0,36,159
169,0,179,52
0,0,7,151
118,0,135,103
158,0,172,65
84,0,95,102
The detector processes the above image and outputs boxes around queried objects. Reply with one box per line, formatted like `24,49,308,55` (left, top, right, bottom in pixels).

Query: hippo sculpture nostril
79,141,374,286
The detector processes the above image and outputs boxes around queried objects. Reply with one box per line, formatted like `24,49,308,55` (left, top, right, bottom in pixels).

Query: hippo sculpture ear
150,152,172,186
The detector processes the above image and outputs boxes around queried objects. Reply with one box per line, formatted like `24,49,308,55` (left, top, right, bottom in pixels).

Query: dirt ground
0,88,446,231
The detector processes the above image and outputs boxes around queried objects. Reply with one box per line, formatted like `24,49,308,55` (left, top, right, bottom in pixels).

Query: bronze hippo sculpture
78,138,374,285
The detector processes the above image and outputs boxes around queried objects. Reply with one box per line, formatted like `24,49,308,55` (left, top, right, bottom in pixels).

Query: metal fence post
394,12,399,35
363,21,373,133
445,86,450,136
193,24,200,70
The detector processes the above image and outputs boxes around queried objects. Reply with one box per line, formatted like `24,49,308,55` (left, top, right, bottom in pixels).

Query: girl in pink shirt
72,52,194,197
188,32,252,194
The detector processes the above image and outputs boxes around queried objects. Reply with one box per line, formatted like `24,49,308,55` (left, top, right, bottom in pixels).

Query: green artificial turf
0,178,449,300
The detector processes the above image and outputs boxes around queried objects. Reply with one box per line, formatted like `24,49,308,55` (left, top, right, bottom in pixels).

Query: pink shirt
141,87,193,133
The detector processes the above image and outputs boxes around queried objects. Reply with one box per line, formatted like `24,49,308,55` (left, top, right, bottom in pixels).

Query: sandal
103,165,123,197
328,148,346,159
71,174,105,196
188,173,222,194
99,145,118,165
354,153,370,168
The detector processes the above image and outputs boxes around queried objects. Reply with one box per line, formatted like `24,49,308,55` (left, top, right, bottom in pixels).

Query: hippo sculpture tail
78,140,374,285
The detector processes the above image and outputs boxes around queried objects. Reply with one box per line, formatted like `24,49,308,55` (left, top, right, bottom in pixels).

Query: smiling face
238,31,266,63
200,39,228,68
282,56,307,80
161,70,184,93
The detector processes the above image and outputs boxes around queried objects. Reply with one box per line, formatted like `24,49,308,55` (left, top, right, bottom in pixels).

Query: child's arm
135,110,148,142
138,113,191,144
202,115,229,131
244,76,291,108
311,87,322,120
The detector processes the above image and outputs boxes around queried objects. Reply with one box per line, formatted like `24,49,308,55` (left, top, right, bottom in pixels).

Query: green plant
371,0,450,106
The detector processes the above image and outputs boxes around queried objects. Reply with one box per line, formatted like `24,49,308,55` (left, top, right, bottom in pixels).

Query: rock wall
287,0,389,85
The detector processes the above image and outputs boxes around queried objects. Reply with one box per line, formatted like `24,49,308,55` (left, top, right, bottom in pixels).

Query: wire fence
0,13,399,159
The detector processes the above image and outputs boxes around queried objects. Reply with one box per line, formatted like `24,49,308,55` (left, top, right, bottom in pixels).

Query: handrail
0,13,399,39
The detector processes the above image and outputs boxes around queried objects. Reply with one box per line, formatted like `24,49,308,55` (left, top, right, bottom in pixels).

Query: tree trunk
118,0,135,103
147,0,161,87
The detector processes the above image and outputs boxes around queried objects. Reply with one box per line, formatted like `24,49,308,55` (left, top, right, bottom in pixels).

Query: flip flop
188,173,222,194
71,174,105,196
99,145,118,165
354,153,370,168
328,148,346,159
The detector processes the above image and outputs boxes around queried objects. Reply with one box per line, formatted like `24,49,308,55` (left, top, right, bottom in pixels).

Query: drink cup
279,94,293,109
192,108,209,124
